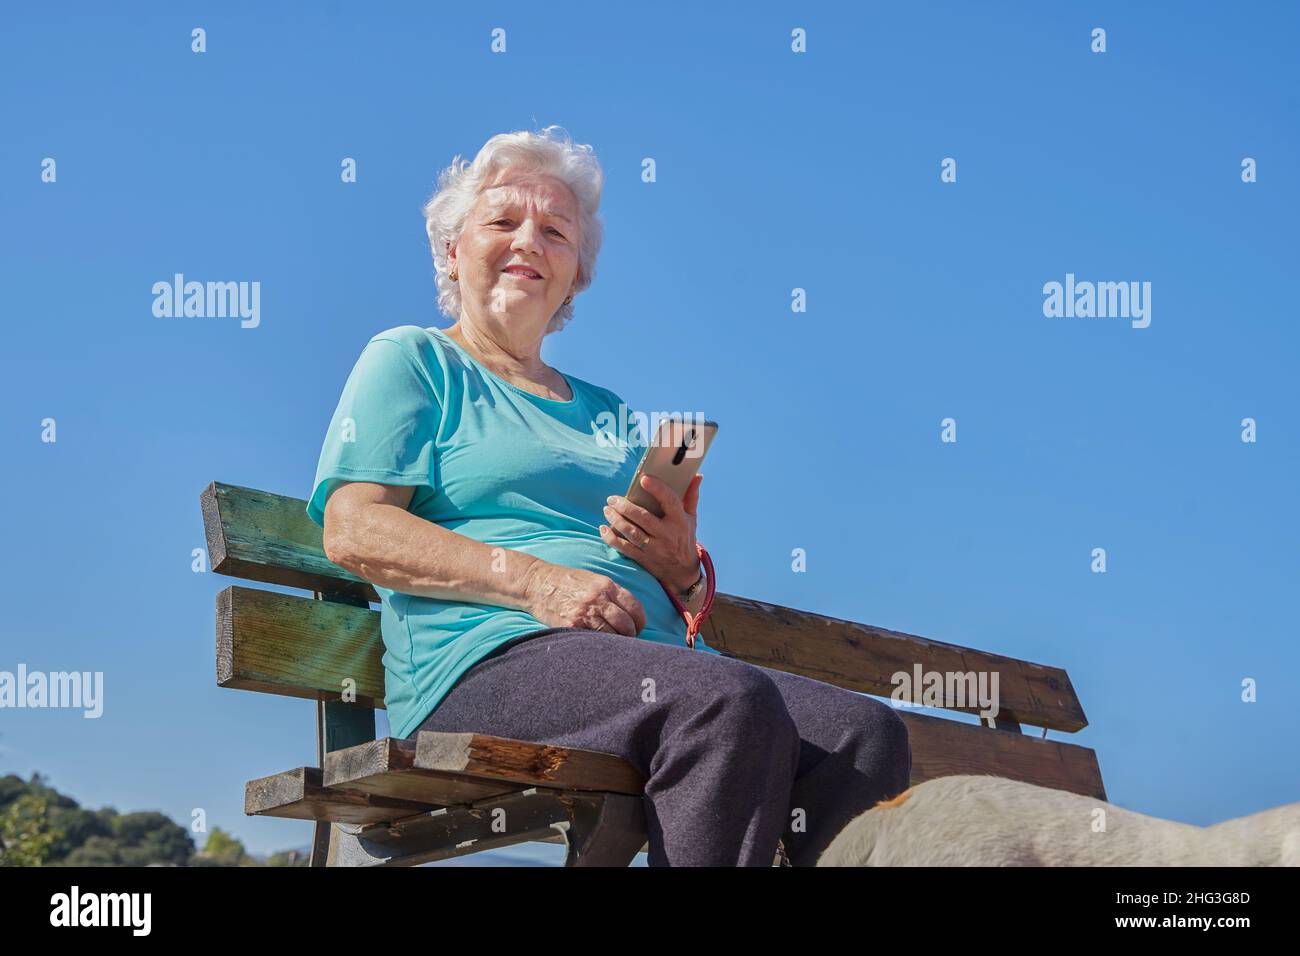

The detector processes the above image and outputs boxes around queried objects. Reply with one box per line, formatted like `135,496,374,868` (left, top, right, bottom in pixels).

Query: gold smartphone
623,417,719,518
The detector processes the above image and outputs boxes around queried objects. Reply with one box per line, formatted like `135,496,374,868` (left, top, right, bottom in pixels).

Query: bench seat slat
323,734,645,802
246,714,1104,831
245,767,436,824
322,737,524,806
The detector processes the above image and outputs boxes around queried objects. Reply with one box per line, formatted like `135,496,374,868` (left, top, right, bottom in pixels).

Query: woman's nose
510,219,544,255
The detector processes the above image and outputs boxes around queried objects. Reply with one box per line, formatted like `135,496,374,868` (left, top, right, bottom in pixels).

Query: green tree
196,827,248,867
0,793,63,866
113,812,194,867
63,834,122,866
0,771,302,867
265,848,310,867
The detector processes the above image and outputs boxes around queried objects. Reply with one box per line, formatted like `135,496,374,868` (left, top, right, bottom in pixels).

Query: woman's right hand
522,561,647,636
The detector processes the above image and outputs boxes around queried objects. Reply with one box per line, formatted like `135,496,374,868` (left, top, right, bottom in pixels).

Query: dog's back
817,775,1300,866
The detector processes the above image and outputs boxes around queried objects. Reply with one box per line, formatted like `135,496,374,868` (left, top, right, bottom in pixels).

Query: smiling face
449,168,582,335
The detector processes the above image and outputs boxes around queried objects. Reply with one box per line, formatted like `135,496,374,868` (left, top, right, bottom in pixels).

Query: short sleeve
306,336,443,528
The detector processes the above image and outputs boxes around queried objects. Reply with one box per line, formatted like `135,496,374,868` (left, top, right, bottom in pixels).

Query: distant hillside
0,771,307,867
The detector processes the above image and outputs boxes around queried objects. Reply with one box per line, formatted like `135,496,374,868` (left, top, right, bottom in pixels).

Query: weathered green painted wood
202,481,1088,730
218,584,1104,799
313,590,378,753
702,596,1090,733
216,586,385,706
320,699,375,753
246,767,433,824
208,479,1110,852
201,481,377,602
214,567,1087,733
899,710,1106,800
311,589,378,867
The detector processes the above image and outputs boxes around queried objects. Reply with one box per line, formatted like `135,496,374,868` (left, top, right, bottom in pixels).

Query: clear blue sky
1,1,1296,865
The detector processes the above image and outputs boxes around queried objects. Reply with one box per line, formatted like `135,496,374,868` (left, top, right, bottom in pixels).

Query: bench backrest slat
203,481,1089,731
704,597,1087,732
202,482,375,602
216,586,385,706
217,584,1106,800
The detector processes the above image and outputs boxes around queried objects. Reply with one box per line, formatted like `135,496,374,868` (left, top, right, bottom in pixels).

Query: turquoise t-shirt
306,324,720,740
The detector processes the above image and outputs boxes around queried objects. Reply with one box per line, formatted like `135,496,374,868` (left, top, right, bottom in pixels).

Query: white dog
817,774,1300,866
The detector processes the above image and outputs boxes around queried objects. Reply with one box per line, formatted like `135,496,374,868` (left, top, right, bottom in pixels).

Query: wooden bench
201,480,1105,867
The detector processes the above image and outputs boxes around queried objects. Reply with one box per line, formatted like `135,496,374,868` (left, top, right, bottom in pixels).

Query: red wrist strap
662,543,715,650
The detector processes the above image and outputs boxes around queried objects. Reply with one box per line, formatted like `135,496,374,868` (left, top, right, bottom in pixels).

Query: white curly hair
422,125,605,335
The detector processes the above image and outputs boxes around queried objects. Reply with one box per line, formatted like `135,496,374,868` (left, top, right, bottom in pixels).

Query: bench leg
322,787,645,867
309,589,378,868
309,697,377,867
557,792,646,867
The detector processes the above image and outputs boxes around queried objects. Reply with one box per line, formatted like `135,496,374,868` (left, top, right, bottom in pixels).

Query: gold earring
449,269,458,281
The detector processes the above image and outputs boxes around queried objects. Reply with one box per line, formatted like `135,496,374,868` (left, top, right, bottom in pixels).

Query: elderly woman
306,126,911,867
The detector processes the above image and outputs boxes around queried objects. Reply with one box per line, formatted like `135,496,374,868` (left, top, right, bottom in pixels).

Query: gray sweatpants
406,626,912,866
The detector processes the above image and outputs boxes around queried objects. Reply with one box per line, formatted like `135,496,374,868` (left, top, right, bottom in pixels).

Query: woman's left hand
600,473,703,594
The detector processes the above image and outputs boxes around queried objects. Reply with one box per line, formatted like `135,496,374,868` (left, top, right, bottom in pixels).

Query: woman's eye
490,218,563,238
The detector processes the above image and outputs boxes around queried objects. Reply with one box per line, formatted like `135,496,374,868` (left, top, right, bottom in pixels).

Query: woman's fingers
598,603,638,637
595,596,641,636
681,473,703,517
532,568,648,637
630,475,687,526
607,582,647,634
600,523,649,560
602,506,649,548
607,490,669,534
578,594,630,636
